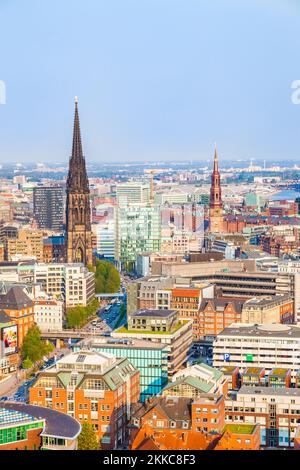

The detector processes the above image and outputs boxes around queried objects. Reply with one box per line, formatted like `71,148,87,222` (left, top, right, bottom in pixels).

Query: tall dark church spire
66,98,93,266
67,97,89,193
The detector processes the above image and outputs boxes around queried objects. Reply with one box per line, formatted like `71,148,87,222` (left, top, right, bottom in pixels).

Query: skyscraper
209,146,224,233
33,186,63,231
66,98,93,266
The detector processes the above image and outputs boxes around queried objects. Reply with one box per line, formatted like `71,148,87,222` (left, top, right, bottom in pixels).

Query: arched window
76,247,84,263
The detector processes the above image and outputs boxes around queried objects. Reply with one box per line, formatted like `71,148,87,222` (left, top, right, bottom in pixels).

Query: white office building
34,263,95,307
34,298,64,332
213,323,300,383
116,182,150,205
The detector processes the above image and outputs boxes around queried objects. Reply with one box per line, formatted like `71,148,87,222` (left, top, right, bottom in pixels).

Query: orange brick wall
29,370,140,450
191,397,225,434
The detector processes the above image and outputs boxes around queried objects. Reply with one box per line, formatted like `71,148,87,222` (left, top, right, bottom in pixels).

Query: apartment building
34,298,64,332
34,263,95,307
214,423,260,450
213,323,300,383
130,395,224,450
33,186,63,231
225,386,300,448
170,285,214,340
74,337,168,402
198,298,245,339
29,350,140,449
7,229,45,262
127,277,174,314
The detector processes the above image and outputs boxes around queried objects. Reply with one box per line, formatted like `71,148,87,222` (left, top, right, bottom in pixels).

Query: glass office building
115,203,161,269
74,339,168,401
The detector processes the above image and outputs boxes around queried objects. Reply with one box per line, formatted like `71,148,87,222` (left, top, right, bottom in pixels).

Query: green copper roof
163,376,214,394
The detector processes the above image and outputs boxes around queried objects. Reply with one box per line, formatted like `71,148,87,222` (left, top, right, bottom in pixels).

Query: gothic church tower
66,98,93,266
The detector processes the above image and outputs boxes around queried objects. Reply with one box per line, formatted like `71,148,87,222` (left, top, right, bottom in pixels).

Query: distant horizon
2,157,300,166
1,0,300,163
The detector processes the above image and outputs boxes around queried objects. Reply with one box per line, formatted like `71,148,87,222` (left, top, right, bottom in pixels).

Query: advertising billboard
1,325,18,356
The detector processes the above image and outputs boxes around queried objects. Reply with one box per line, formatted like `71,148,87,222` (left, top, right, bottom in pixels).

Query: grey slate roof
0,286,33,310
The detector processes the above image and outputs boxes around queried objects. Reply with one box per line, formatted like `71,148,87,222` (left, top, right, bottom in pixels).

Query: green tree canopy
94,259,120,294
77,422,100,451
66,298,99,329
22,357,33,370
21,325,54,363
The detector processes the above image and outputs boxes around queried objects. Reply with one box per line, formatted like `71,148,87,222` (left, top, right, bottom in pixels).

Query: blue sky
0,0,300,164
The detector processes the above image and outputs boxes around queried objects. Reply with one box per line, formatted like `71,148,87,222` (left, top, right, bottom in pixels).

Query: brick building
225,386,300,448
170,285,214,340
130,394,259,450
214,423,260,450
29,350,140,449
198,298,245,338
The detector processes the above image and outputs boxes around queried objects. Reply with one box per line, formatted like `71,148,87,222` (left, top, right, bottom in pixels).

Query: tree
21,325,54,363
77,422,100,450
66,298,99,329
94,259,121,294
22,357,33,370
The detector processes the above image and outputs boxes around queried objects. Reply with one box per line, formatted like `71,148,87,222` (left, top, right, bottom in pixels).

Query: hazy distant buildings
161,203,204,253
33,186,63,231
116,181,150,205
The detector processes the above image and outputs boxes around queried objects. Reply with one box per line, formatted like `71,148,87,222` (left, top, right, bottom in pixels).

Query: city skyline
0,0,300,163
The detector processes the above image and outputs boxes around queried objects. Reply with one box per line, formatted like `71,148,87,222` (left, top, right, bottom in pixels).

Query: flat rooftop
269,368,290,376
219,366,239,374
244,295,292,307
1,403,81,439
80,337,165,350
218,323,300,339
57,349,116,368
225,424,257,435
238,386,300,397
131,309,177,318
243,367,264,375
